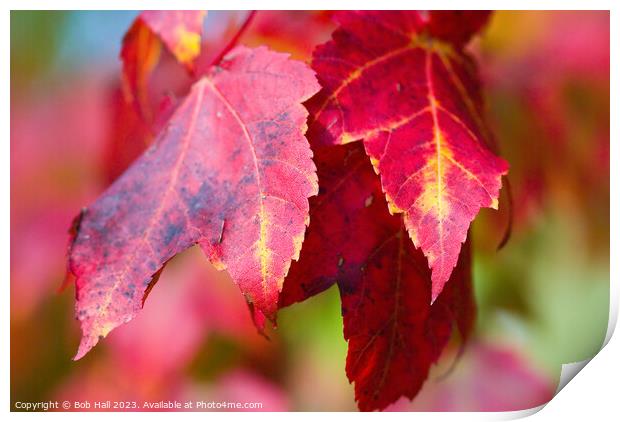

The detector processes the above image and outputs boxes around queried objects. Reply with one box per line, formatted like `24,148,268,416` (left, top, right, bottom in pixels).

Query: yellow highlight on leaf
173,25,201,64
96,321,117,339
257,206,271,289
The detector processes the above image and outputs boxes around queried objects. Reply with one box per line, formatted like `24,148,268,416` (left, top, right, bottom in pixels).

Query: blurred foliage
10,10,609,411
10,11,68,92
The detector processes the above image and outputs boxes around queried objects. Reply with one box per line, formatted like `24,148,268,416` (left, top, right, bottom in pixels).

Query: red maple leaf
306,11,508,300
281,143,475,411
68,46,320,359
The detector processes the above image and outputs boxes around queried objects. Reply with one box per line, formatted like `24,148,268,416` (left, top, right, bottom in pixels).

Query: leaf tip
73,334,97,361
73,317,119,361
430,287,440,305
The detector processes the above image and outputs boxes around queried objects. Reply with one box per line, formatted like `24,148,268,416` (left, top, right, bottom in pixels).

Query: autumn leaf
409,342,555,411
102,86,156,183
306,11,508,300
68,46,320,360
423,10,493,47
121,10,206,120
281,143,475,411
140,10,207,66
245,11,335,61
102,83,181,184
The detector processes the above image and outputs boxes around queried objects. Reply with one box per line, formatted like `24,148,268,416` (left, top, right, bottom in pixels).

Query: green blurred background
10,10,609,411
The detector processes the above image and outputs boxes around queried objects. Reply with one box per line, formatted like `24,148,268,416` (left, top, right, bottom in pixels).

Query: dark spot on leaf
163,222,183,245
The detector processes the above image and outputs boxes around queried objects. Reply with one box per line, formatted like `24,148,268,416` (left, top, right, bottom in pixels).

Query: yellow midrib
426,49,447,267
203,79,271,295
257,206,269,288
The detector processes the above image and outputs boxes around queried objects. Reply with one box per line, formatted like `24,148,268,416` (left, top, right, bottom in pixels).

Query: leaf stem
210,11,257,67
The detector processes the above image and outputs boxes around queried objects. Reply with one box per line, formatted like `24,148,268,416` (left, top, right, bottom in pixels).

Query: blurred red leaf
481,11,609,237
102,86,155,183
281,143,475,411
140,11,207,67
244,11,335,61
306,11,508,300
405,342,555,411
121,11,206,121
68,46,320,359
424,10,491,47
